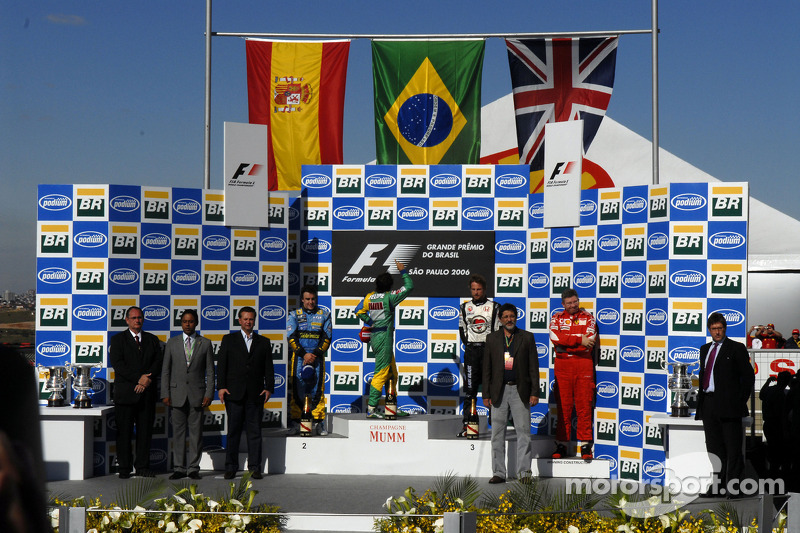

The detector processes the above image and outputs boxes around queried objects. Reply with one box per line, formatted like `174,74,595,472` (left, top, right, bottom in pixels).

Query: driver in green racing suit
355,260,414,418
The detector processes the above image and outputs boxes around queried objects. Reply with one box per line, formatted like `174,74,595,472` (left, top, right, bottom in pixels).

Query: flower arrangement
374,474,751,533
49,475,285,533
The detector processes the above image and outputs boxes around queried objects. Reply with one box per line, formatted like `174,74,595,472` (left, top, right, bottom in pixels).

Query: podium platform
200,414,610,479
40,405,114,480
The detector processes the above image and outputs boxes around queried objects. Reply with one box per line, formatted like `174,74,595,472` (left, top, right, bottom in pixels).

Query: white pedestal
40,405,113,480
199,414,611,479
652,413,752,494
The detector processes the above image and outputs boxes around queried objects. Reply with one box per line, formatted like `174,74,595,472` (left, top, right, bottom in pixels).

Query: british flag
506,36,618,171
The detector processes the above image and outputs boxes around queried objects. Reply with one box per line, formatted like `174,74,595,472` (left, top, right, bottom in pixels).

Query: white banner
224,122,269,228
543,120,583,228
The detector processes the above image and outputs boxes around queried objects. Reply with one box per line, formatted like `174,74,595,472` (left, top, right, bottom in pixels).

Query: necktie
185,336,192,365
702,342,719,391
135,334,141,350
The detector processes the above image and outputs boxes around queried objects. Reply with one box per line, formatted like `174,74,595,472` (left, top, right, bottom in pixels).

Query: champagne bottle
300,395,312,437
384,380,397,421
466,398,479,440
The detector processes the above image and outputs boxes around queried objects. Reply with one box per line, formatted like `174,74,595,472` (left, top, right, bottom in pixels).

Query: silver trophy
668,362,693,417
41,364,70,407
70,364,101,408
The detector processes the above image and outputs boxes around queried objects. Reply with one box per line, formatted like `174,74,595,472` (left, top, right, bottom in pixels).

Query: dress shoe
315,422,329,436
169,471,186,480
456,425,468,438
223,471,236,480
551,443,568,459
188,472,201,480
488,475,506,484
118,472,131,479
580,443,593,461
250,471,263,479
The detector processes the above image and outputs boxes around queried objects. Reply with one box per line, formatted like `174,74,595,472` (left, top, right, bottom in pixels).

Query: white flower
434,517,444,533
102,515,110,525
384,496,394,509
133,505,146,516
188,518,203,530
165,521,179,533
455,498,464,507
183,504,196,513
617,525,634,533
49,509,59,528
225,528,237,533
229,514,244,528
520,529,535,533
568,526,580,533
87,529,98,533
165,503,175,512
242,514,251,525
229,498,244,510
158,520,165,528
109,510,121,522
659,515,670,528
174,495,187,505
617,497,628,508
207,499,220,510
396,496,407,503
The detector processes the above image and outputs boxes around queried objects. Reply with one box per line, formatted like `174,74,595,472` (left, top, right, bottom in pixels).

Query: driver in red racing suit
549,288,597,460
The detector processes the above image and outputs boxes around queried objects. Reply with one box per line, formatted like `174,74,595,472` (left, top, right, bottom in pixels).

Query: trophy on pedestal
668,362,694,417
41,364,70,407
70,363,101,408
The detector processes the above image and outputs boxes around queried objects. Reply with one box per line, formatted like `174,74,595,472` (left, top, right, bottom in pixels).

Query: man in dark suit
482,303,539,484
217,306,274,479
696,312,754,497
161,309,215,480
109,306,164,479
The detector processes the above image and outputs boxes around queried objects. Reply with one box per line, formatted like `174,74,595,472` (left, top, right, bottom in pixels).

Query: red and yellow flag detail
247,39,350,191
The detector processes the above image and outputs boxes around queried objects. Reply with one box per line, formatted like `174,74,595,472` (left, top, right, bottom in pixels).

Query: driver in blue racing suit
287,285,332,435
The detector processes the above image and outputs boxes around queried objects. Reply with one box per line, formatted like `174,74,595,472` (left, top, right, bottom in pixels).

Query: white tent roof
480,94,800,272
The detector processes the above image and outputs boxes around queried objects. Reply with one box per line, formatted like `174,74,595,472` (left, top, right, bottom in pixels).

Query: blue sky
2,1,798,292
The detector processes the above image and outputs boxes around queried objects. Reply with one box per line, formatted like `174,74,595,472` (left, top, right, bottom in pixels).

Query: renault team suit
287,305,332,429
355,269,413,413
549,307,597,444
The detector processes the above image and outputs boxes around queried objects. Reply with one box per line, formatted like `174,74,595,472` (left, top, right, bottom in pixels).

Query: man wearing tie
696,312,754,497
161,309,215,480
217,306,274,479
109,306,164,479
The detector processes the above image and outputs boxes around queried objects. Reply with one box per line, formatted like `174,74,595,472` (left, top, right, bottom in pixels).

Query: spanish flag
247,39,350,191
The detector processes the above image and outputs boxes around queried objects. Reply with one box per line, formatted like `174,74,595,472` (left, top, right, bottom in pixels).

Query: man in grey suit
482,303,539,484
161,309,215,480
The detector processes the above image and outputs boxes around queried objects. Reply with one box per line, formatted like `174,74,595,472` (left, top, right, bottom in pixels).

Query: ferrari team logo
273,76,312,113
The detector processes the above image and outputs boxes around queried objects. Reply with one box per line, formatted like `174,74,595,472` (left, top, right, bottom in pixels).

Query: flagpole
204,0,212,190
652,0,659,185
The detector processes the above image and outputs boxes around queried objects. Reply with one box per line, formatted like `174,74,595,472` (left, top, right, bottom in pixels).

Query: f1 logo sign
347,244,420,275
230,163,263,181
549,161,578,180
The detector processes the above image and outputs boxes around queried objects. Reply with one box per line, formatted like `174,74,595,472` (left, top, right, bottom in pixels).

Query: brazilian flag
372,40,485,165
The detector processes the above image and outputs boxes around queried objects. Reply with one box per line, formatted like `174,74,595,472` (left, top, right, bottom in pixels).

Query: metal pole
204,0,212,189
651,0,659,184
212,29,651,40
